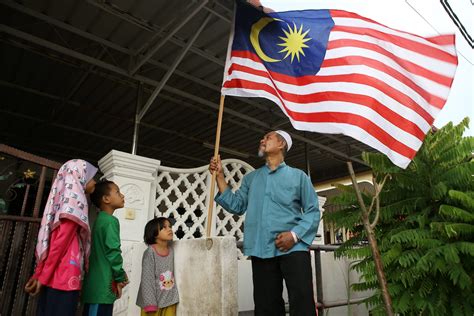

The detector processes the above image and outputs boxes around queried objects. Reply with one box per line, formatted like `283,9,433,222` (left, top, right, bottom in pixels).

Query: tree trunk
362,212,393,315
347,162,394,316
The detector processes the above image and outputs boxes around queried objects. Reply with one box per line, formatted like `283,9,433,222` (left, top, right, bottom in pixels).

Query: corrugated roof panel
0,0,372,182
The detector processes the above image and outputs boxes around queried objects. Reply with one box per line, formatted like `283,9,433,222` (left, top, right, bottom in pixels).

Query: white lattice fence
154,159,254,258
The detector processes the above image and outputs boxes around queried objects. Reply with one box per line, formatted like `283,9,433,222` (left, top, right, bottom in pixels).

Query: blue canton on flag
232,3,334,76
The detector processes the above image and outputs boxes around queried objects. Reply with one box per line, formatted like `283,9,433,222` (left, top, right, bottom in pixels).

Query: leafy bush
324,118,474,315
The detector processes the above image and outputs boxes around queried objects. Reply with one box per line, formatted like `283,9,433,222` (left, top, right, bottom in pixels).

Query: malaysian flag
221,1,458,168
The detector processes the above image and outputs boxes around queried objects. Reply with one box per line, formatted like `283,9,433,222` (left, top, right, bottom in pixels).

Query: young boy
81,180,129,316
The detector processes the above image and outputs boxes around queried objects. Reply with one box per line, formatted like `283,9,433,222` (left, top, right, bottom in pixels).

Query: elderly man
209,130,319,315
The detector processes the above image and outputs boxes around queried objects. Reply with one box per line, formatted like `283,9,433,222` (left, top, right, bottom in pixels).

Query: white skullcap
275,130,292,152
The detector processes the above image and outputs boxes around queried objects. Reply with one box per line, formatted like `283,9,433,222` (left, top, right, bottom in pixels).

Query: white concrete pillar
98,150,161,316
174,236,238,315
315,196,327,245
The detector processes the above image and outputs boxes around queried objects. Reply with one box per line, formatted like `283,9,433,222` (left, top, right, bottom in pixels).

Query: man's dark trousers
251,251,316,316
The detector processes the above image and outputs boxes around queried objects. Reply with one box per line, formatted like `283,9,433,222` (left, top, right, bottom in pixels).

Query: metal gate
0,144,61,316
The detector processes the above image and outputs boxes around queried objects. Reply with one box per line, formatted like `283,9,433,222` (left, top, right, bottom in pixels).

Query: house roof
0,0,374,182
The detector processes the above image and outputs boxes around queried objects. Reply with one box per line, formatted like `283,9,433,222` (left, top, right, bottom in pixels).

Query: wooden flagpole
206,95,226,237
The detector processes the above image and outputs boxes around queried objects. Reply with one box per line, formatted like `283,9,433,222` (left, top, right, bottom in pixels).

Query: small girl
24,159,98,316
136,217,179,316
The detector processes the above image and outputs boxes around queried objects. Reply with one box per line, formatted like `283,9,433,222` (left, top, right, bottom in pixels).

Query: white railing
154,159,254,258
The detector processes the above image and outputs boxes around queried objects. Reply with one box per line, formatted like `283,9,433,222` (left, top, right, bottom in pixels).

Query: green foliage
324,118,474,315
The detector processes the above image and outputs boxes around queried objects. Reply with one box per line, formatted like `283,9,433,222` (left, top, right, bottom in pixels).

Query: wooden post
206,95,225,237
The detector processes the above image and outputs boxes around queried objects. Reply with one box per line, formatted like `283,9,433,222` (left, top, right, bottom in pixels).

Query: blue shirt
215,162,320,259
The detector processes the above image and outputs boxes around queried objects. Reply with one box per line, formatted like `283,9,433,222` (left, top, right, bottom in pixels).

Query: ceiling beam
4,137,198,169
65,48,107,101
203,6,231,23
1,0,365,154
0,23,365,165
85,0,225,65
1,1,129,54
0,80,81,106
138,13,212,121
0,81,255,160
130,0,208,75
0,109,209,165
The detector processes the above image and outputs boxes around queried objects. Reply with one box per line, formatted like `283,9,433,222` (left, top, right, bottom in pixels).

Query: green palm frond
439,204,474,222
447,190,474,210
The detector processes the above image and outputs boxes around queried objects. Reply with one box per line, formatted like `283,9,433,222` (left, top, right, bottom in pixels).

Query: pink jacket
33,220,83,290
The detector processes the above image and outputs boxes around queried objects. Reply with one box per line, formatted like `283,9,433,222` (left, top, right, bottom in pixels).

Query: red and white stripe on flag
221,9,458,169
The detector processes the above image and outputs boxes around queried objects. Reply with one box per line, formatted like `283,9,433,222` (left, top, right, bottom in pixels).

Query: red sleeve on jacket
33,220,77,285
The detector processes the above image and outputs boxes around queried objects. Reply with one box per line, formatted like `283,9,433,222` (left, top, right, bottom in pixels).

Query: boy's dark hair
90,180,114,208
144,217,171,245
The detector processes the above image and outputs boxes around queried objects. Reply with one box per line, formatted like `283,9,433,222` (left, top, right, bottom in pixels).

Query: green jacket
82,211,127,304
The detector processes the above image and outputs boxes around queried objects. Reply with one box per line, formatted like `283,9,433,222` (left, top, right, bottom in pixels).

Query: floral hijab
35,159,98,269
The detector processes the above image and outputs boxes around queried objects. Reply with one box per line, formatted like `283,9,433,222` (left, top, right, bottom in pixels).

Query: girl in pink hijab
25,159,98,316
